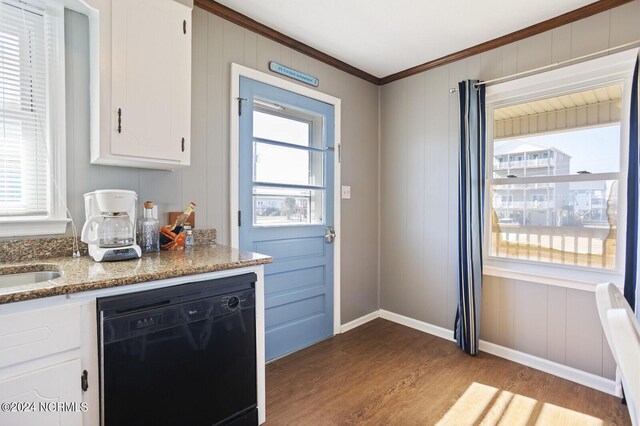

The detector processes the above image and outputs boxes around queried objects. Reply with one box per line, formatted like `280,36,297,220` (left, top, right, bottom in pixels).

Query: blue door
238,77,335,361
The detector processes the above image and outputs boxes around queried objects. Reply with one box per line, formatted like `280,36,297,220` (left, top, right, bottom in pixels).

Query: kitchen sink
0,271,61,289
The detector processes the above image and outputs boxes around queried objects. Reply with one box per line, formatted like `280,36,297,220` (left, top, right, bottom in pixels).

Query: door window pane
253,142,323,187
253,187,323,226
489,180,617,269
253,110,317,147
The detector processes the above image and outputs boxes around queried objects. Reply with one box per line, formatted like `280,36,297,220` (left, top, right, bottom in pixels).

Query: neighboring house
569,180,609,224
255,197,285,214
493,140,611,227
492,140,571,226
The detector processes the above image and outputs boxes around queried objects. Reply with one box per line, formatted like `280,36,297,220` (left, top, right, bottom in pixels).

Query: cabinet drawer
0,304,81,369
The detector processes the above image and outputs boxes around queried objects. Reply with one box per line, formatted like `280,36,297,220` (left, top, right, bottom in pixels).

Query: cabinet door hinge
238,210,242,227
81,370,88,391
237,97,247,116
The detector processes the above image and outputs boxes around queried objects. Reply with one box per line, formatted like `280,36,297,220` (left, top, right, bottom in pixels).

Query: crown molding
195,0,633,86
194,0,380,84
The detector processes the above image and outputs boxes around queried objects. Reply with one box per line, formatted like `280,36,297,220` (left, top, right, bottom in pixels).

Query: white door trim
230,63,342,335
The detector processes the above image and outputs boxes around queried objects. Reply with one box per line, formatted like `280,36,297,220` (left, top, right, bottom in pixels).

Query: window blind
0,0,50,217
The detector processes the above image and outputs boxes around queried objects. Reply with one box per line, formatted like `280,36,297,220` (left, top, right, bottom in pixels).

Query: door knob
325,226,336,244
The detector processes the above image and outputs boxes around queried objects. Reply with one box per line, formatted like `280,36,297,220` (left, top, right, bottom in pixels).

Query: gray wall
379,0,640,379
64,8,380,324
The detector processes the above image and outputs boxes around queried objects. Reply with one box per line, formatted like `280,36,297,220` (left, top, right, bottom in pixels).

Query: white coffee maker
81,190,142,262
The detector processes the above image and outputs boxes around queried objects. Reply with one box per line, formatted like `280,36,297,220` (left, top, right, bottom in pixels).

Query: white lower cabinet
0,359,83,426
0,301,86,426
0,266,266,425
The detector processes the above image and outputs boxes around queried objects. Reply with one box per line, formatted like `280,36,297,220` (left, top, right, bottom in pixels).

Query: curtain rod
449,39,640,93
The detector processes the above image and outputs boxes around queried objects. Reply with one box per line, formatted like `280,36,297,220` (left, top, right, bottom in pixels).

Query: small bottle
139,201,160,253
184,225,194,250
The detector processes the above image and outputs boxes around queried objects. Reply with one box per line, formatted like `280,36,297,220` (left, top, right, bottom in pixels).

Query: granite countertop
0,245,272,305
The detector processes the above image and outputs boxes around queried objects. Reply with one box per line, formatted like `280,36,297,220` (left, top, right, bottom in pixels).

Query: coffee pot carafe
81,190,141,262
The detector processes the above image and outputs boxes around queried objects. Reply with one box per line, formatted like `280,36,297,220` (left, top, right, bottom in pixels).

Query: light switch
341,186,351,199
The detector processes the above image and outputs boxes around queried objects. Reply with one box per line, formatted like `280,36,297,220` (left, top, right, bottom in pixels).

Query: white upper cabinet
90,0,192,170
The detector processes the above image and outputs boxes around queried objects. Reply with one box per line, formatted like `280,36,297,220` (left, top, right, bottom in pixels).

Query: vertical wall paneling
467,55,481,83
65,10,94,225
138,170,182,216
279,44,293,68
565,289,604,376
551,25,573,64
406,74,426,322
290,51,311,76
480,275,500,344
609,0,640,46
513,280,548,359
602,335,617,380
379,0,640,378
379,84,392,312
221,19,245,244
204,12,224,238
516,31,552,73
64,9,77,220
479,49,502,81
424,67,450,328
60,8,379,324
546,286,567,365
380,81,397,315
184,8,208,217
380,80,409,317
243,31,257,69
570,12,610,58
256,35,282,73
498,279,516,349
501,42,519,77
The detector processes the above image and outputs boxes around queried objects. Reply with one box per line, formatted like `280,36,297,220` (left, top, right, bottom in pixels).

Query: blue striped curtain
455,80,486,355
624,59,639,316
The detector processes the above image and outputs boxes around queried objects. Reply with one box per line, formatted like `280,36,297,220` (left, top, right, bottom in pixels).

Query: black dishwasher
97,273,258,426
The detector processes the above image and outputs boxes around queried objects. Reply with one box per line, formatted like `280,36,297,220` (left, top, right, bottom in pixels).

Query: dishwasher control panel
131,313,163,331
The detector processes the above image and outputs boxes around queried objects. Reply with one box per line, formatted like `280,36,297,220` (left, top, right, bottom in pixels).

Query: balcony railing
490,224,615,269
528,158,553,167
493,201,551,209
494,158,555,169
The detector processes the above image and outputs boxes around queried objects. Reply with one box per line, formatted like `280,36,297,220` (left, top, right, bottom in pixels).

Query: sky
253,110,318,187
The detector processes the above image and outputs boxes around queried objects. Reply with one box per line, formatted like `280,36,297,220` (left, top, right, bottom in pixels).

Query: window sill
0,218,70,238
483,262,623,293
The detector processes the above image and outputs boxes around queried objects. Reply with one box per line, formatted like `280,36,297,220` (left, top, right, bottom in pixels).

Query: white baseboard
342,309,617,396
378,309,455,342
478,340,617,396
340,311,379,333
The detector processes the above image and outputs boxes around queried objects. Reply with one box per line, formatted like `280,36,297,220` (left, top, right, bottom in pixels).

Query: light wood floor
265,318,631,425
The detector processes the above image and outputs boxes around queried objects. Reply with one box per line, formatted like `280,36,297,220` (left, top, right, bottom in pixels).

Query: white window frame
483,48,639,290
0,0,69,237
